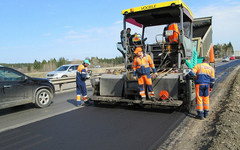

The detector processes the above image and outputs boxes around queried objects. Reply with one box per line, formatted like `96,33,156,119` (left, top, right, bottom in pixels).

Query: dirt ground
160,66,240,150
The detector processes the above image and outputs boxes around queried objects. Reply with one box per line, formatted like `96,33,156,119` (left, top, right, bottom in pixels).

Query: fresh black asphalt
0,106,184,150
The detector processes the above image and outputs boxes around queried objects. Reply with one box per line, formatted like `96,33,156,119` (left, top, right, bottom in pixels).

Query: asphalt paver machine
90,0,213,111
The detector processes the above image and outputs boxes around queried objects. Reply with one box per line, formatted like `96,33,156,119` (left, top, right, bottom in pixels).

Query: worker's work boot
84,100,91,106
195,115,204,120
141,97,147,101
76,100,82,107
204,110,209,118
140,97,146,105
196,111,204,120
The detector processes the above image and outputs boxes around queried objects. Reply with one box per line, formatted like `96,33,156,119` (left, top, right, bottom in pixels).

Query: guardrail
50,77,92,92
51,77,76,92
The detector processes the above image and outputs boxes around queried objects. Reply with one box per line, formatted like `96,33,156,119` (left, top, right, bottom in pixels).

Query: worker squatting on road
76,60,91,106
133,47,158,101
188,57,215,120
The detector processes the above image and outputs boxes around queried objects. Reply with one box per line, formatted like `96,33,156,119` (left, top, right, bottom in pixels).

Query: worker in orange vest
188,57,215,120
164,23,179,44
133,47,158,101
76,60,91,106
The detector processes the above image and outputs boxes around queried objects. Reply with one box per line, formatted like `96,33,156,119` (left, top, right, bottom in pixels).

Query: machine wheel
93,87,98,96
183,79,195,113
35,89,52,108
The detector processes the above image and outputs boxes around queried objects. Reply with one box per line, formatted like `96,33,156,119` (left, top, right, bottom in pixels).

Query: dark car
0,66,55,109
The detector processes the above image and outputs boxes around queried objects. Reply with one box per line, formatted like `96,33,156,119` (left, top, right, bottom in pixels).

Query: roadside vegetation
214,42,234,58
0,56,124,74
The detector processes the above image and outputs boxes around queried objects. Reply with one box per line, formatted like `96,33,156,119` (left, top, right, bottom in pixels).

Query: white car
46,64,79,79
222,56,230,62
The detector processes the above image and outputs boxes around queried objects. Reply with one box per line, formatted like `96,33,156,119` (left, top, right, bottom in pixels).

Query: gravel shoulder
159,66,240,150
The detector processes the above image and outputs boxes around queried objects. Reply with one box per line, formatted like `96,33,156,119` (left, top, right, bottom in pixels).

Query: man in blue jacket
188,57,215,119
76,60,91,106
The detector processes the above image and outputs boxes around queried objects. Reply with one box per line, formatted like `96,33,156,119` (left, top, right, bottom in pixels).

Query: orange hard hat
134,47,142,54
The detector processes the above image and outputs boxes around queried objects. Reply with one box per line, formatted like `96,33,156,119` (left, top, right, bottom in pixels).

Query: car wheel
35,89,52,108
62,75,67,78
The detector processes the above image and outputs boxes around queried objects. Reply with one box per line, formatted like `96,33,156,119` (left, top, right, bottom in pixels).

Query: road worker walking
133,47,158,101
188,57,215,119
76,60,91,106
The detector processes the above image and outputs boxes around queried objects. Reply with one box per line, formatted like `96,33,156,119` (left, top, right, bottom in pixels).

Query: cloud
53,23,123,60
114,20,122,24
194,3,240,50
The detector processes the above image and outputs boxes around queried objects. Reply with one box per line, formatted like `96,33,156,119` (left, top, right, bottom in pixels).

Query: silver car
46,64,79,79
222,56,230,62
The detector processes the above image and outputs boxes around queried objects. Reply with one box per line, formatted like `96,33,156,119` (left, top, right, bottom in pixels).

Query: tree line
214,42,234,58
0,56,124,73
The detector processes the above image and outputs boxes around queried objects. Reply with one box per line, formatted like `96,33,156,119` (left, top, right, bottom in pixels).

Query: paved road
0,59,239,150
0,106,185,150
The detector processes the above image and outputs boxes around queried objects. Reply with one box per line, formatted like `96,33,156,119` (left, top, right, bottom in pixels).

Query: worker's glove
152,73,158,79
210,83,214,88
86,75,90,80
185,73,190,79
185,72,195,80
133,76,137,80
209,88,212,92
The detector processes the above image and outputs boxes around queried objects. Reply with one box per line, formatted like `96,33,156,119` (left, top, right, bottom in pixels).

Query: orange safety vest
76,64,87,82
168,23,179,44
192,63,215,84
133,54,154,71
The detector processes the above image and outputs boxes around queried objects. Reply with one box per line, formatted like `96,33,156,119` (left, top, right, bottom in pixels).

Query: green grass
25,72,47,78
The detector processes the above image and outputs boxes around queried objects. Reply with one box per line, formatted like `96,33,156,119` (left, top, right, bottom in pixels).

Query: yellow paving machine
90,0,214,111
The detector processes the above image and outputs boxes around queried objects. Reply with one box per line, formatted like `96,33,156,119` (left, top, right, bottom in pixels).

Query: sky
0,0,240,63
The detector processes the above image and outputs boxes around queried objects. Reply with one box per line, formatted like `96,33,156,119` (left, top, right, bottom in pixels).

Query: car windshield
223,56,229,59
56,66,69,71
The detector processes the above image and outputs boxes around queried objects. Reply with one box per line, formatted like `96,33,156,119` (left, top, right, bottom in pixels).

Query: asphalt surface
0,59,239,150
0,106,184,150
211,59,240,96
